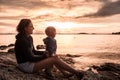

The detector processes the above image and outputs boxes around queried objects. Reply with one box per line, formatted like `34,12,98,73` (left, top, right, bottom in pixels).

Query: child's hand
45,51,50,57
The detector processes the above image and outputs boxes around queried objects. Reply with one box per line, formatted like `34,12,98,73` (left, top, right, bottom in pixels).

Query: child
43,26,74,78
43,26,57,57
43,26,57,79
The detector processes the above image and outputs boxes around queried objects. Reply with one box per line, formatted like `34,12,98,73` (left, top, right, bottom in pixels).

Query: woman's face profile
25,22,34,35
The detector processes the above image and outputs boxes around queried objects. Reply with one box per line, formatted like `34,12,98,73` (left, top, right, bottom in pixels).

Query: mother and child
14,19,84,80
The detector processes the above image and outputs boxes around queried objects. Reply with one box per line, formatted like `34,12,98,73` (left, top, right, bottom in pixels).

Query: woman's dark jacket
15,33,47,64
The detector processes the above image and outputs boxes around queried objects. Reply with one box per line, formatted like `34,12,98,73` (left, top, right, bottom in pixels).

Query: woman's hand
52,54,58,58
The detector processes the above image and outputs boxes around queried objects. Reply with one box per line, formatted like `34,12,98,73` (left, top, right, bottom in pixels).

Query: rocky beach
0,44,120,80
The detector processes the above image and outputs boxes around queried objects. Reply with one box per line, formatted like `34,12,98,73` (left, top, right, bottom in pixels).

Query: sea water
0,34,120,55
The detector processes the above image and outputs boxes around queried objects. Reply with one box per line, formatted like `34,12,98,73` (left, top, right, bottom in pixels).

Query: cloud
0,0,57,9
83,0,120,17
0,0,120,33
0,22,14,26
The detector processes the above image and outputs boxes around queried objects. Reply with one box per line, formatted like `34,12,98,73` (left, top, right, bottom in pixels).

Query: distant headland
112,32,120,35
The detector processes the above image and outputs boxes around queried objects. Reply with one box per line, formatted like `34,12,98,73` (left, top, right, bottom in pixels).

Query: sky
0,0,120,33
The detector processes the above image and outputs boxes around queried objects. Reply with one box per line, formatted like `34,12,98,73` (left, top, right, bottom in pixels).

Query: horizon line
0,32,119,35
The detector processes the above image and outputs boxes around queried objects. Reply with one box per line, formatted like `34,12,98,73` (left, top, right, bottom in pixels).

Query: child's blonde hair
45,26,56,37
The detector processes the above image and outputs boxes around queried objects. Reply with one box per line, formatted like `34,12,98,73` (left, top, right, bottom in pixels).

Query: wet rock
8,48,15,53
82,63,120,80
8,44,15,47
0,45,8,50
0,44,14,51
66,54,82,57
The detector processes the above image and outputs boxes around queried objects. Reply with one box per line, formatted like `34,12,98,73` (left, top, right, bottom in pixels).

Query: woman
14,19,84,80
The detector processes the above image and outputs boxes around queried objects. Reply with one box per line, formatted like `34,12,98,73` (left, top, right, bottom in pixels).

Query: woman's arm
33,46,45,55
19,38,47,62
